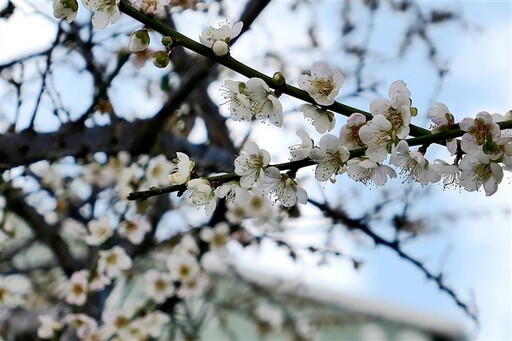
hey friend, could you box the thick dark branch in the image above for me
[308,198,478,324]
[3,185,82,277]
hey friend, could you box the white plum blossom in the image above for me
[222,80,252,121]
[347,158,397,186]
[173,234,199,256]
[246,78,283,127]
[82,0,120,29]
[289,129,313,161]
[359,114,395,162]
[142,311,170,338]
[432,159,461,189]
[64,314,98,339]
[458,155,503,196]
[200,222,230,253]
[144,270,175,303]
[65,270,89,306]
[84,215,113,246]
[264,167,307,207]
[299,104,336,133]
[168,152,195,185]
[98,246,132,278]
[0,274,31,307]
[215,181,250,205]
[177,273,210,298]
[310,134,350,182]
[199,19,243,56]
[427,102,457,155]
[146,154,171,187]
[129,0,170,14]
[119,215,152,244]
[234,141,271,189]
[53,0,78,23]
[460,111,501,155]
[339,113,367,149]
[370,80,412,139]
[101,309,133,339]
[298,61,344,106]
[89,268,111,291]
[167,253,200,282]
[187,178,217,215]
[390,141,440,186]
[37,315,63,340]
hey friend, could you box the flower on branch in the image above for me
[358,114,395,162]
[339,112,367,149]
[199,19,243,56]
[215,181,250,206]
[82,0,120,29]
[459,154,504,196]
[264,167,307,207]
[299,104,336,133]
[310,134,350,183]
[347,157,397,186]
[298,61,344,106]
[370,80,412,139]
[460,111,501,156]
[427,102,457,155]
[234,141,271,189]
[53,0,78,23]
[222,80,252,121]
[390,141,440,186]
[246,78,283,127]
[289,129,313,161]
[130,29,151,52]
[187,178,217,215]
[98,246,132,279]
[169,152,195,185]
[65,270,89,306]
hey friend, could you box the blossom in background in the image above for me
[37,315,63,340]
[142,311,170,339]
[458,154,503,196]
[167,253,200,282]
[64,314,98,339]
[98,246,132,278]
[359,114,395,162]
[289,129,313,162]
[199,19,243,56]
[187,178,217,215]
[427,102,457,155]
[200,222,230,253]
[390,141,440,186]
[215,181,250,206]
[129,0,170,14]
[370,80,412,139]
[299,104,336,133]
[246,78,283,127]
[264,166,307,207]
[347,157,397,186]
[53,0,78,23]
[89,268,111,291]
[0,274,31,307]
[177,273,210,298]
[144,270,175,303]
[65,270,89,306]
[169,152,195,185]
[101,309,133,339]
[84,215,113,246]
[222,80,252,121]
[234,141,271,189]
[298,61,344,106]
[173,234,199,256]
[460,111,501,155]
[310,134,350,182]
[82,0,120,29]
[119,215,152,244]
[339,113,367,149]
[146,154,171,187]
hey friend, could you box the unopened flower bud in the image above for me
[212,40,229,57]
[410,107,418,117]
[152,51,170,68]
[272,72,286,86]
[161,36,173,49]
[130,29,150,52]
